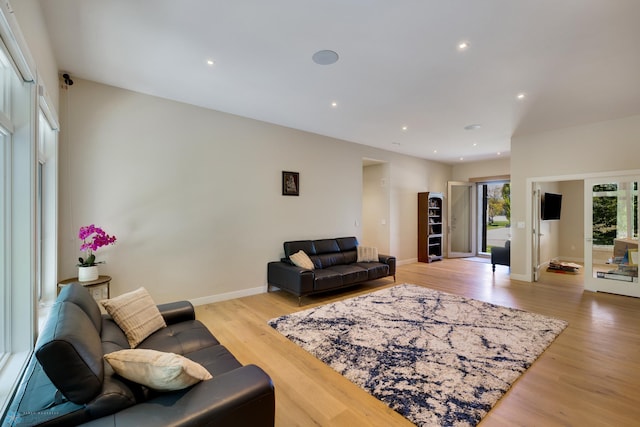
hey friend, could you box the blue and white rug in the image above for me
[268,284,567,426]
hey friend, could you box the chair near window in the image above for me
[491,240,511,272]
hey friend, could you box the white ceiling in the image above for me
[39,0,640,164]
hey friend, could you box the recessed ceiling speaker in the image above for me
[312,50,339,65]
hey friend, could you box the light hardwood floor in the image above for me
[195,259,640,426]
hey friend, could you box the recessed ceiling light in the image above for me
[457,41,470,51]
[312,50,339,65]
[433,149,438,154]
[459,157,464,161]
[472,142,478,147]
[516,92,526,100]
[497,152,502,156]
[331,101,338,108]
[206,59,215,66]
[464,123,482,130]
[402,125,408,131]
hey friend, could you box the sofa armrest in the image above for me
[157,301,195,325]
[378,254,396,276]
[79,365,275,427]
[267,261,314,296]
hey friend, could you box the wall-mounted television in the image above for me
[541,192,562,220]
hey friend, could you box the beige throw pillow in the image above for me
[289,250,314,270]
[101,287,167,348]
[357,246,379,262]
[104,349,212,391]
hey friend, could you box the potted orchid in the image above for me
[77,224,117,281]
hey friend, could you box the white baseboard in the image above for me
[189,286,266,306]
[510,273,531,282]
[398,258,417,266]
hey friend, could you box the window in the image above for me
[0,38,36,414]
[592,181,639,246]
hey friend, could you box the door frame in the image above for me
[584,175,639,295]
[524,169,640,283]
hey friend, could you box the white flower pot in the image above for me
[78,266,99,282]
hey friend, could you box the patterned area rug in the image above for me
[268,284,568,426]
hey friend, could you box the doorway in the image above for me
[447,179,511,259]
[478,181,510,256]
[527,171,640,288]
[362,159,390,253]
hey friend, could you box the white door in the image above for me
[584,177,639,297]
[448,181,476,258]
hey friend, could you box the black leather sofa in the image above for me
[4,284,275,426]
[491,240,511,272]
[267,236,396,304]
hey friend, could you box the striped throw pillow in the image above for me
[357,246,379,262]
[101,287,167,348]
[290,250,314,270]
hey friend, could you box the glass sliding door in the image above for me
[447,181,475,258]
[477,181,510,255]
[585,176,639,297]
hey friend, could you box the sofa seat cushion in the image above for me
[186,345,244,376]
[312,269,343,291]
[325,265,368,285]
[137,319,219,355]
[355,262,390,280]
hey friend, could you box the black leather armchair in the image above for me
[491,240,511,272]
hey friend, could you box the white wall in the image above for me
[451,157,510,182]
[510,114,640,280]
[558,180,584,261]
[389,155,451,263]
[58,79,451,303]
[12,0,59,108]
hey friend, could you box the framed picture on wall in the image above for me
[282,171,299,196]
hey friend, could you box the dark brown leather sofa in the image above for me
[4,284,275,426]
[267,236,396,304]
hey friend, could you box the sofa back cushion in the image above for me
[283,237,362,269]
[284,240,316,258]
[313,239,340,254]
[336,236,358,252]
[314,252,346,269]
[58,283,103,333]
[35,301,104,404]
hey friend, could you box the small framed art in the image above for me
[282,171,299,196]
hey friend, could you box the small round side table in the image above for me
[58,275,112,301]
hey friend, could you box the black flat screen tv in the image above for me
[541,192,562,220]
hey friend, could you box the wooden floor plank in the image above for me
[195,259,640,426]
